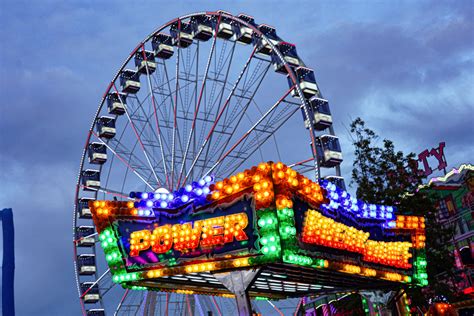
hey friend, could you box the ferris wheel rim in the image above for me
[72,11,332,315]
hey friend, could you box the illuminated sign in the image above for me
[89,162,428,297]
[417,142,447,177]
[111,197,255,270]
[128,212,249,256]
[301,209,412,269]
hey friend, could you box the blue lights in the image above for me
[129,176,214,211]
[319,180,396,222]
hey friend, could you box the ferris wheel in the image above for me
[73,11,344,315]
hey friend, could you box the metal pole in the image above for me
[234,287,252,316]
[213,269,260,316]
[1,208,15,316]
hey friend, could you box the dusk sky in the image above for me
[0,1,473,315]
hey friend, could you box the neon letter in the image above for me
[173,222,202,253]
[417,149,432,176]
[430,142,447,171]
[129,229,151,256]
[151,224,173,254]
[224,213,248,243]
[201,216,225,248]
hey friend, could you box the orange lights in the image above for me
[96,208,109,216]
[384,272,403,282]
[275,194,293,210]
[233,257,249,267]
[210,163,274,209]
[152,224,173,254]
[271,162,325,208]
[362,268,377,277]
[253,178,274,209]
[176,289,194,295]
[89,200,141,232]
[341,264,361,274]
[185,262,216,273]
[414,234,426,249]
[302,209,413,269]
[392,215,426,251]
[209,161,325,210]
[221,294,235,298]
[130,230,151,256]
[146,269,163,279]
[91,201,111,217]
[328,260,412,282]
[365,240,412,269]
[128,213,249,257]
[395,215,425,230]
[223,213,248,243]
[302,209,369,254]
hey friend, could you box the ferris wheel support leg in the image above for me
[213,268,260,316]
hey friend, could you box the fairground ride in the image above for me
[73,11,425,316]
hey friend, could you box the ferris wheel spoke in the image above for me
[99,279,118,298]
[199,42,237,176]
[115,98,170,187]
[215,92,300,177]
[112,84,162,188]
[184,45,256,184]
[80,184,132,200]
[150,61,173,123]
[113,289,130,316]
[128,94,172,167]
[108,121,164,196]
[127,93,170,150]
[189,40,236,181]
[139,44,172,189]
[211,296,223,316]
[73,232,98,245]
[204,86,293,177]
[80,268,110,299]
[170,20,183,189]
[267,300,285,316]
[115,290,143,315]
[92,131,156,190]
[205,61,271,168]
[158,56,183,189]
[177,27,219,187]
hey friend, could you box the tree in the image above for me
[349,118,459,307]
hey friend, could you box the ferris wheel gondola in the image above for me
[73,11,344,315]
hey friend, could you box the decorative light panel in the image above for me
[89,162,428,297]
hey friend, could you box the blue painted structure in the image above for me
[1,208,15,316]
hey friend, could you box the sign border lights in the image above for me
[89,162,428,297]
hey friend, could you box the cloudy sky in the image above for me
[0,0,472,315]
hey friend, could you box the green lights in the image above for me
[100,228,117,249]
[283,251,312,266]
[279,224,296,238]
[112,272,139,284]
[413,251,428,286]
[254,296,269,301]
[362,296,370,315]
[258,215,277,228]
[313,259,328,268]
[99,226,144,286]
[255,208,281,263]
[106,251,121,263]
